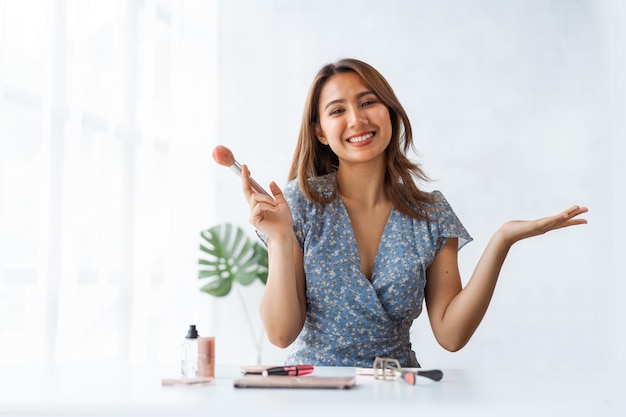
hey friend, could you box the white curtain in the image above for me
[0,0,218,364]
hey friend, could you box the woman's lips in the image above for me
[346,132,374,144]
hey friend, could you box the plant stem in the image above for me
[235,284,262,364]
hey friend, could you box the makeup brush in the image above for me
[212,145,271,197]
[400,369,444,384]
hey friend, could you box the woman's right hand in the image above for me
[241,164,294,240]
[243,165,306,347]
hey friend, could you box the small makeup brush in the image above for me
[212,145,271,197]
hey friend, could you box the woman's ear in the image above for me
[315,125,328,145]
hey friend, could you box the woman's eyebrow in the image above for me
[323,90,376,111]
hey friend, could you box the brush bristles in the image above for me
[212,145,235,167]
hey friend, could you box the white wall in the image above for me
[210,0,624,371]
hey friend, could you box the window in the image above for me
[0,0,218,364]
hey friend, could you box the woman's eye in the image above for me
[361,99,377,107]
[329,108,344,115]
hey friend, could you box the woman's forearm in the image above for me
[259,234,306,348]
[435,229,511,351]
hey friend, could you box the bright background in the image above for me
[1,0,624,372]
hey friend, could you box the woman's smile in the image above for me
[346,131,375,144]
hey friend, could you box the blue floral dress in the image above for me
[279,172,472,368]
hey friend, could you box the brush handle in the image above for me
[417,369,443,381]
[229,161,271,197]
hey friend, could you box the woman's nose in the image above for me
[348,107,368,127]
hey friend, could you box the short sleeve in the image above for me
[282,179,306,251]
[431,190,472,252]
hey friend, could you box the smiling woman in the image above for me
[214,0,620,370]
[1,0,620,372]
[0,0,218,365]
[240,58,588,368]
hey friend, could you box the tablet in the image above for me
[233,375,356,389]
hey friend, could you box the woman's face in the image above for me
[316,71,392,167]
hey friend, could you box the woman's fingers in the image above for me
[249,193,278,214]
[269,181,283,199]
[500,205,588,244]
[241,165,291,234]
[544,205,588,231]
[562,205,588,219]
[562,205,589,227]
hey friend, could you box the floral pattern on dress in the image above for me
[277,172,472,367]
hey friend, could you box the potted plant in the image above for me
[198,223,268,364]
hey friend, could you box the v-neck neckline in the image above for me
[336,194,395,282]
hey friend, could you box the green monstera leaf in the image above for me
[252,240,268,285]
[198,223,268,297]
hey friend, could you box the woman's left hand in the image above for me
[499,205,588,246]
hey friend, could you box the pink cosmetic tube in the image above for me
[198,337,215,377]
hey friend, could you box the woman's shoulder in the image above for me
[426,189,445,205]
[397,189,455,225]
[422,189,453,217]
[420,189,472,247]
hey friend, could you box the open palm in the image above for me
[499,205,588,245]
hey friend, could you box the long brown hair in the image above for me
[288,58,434,220]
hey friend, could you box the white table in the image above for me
[0,363,622,416]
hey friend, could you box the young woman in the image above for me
[241,58,588,367]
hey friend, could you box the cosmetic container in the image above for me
[181,325,199,377]
[198,337,215,377]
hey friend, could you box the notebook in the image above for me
[233,375,356,389]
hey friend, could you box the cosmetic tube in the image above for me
[198,337,215,377]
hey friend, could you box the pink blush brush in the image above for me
[212,145,271,197]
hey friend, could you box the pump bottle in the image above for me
[181,324,199,377]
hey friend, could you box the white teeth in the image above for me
[347,132,374,143]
